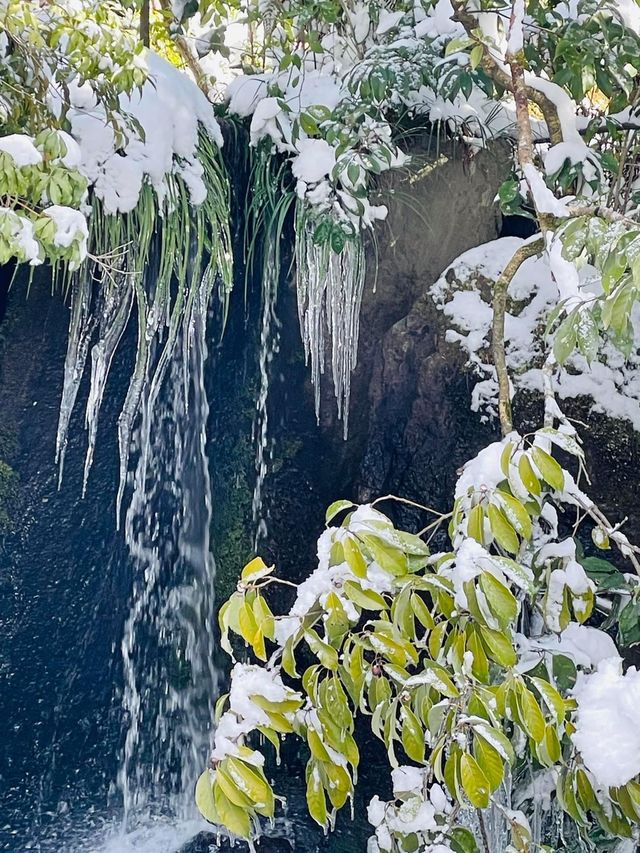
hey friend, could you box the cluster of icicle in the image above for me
[55,251,224,519]
[54,143,232,519]
[295,206,366,438]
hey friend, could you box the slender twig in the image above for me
[491,238,544,436]
[477,808,491,853]
[140,0,150,47]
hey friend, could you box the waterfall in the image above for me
[251,236,280,550]
[116,276,218,835]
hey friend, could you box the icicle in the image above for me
[82,274,134,494]
[115,276,167,523]
[52,134,233,515]
[55,275,97,484]
[295,207,366,438]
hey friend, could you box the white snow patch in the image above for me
[572,658,640,788]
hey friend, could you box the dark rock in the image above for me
[178,830,294,852]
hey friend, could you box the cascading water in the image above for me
[251,238,280,550]
[113,279,219,845]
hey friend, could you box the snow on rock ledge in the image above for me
[68,52,222,215]
[430,236,640,432]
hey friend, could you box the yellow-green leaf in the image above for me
[343,580,387,611]
[214,783,251,838]
[195,770,218,823]
[401,706,425,762]
[306,762,328,827]
[241,556,273,584]
[467,503,485,544]
[518,454,541,497]
[473,733,504,791]
[460,752,491,808]
[344,535,367,578]
[531,446,565,492]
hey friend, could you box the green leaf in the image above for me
[552,654,577,692]
[343,579,388,610]
[450,826,479,853]
[496,491,532,539]
[518,454,541,497]
[619,600,640,646]
[401,706,425,762]
[580,555,626,590]
[460,752,491,808]
[473,723,515,764]
[530,676,565,724]
[299,112,319,135]
[216,765,255,810]
[226,757,273,812]
[479,571,518,627]
[487,504,520,554]
[343,535,367,578]
[238,601,258,646]
[467,503,484,544]
[479,625,517,667]
[305,629,339,670]
[411,592,435,630]
[469,43,484,70]
[369,630,416,667]
[360,533,408,576]
[575,309,599,363]
[325,591,350,646]
[553,313,577,363]
[517,684,546,743]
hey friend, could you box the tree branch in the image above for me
[492,238,544,436]
[450,0,564,146]
[140,0,150,47]
[158,0,210,97]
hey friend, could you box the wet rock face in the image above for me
[261,138,510,562]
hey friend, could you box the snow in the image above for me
[212,663,300,765]
[0,208,41,265]
[0,134,42,166]
[45,205,89,250]
[506,0,525,56]
[523,164,570,217]
[226,74,269,117]
[69,52,222,214]
[273,507,396,646]
[56,130,82,169]
[616,0,640,34]
[432,236,640,432]
[455,438,510,499]
[517,623,618,671]
[572,658,640,787]
[439,536,532,611]
[292,139,336,184]
[377,11,405,36]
